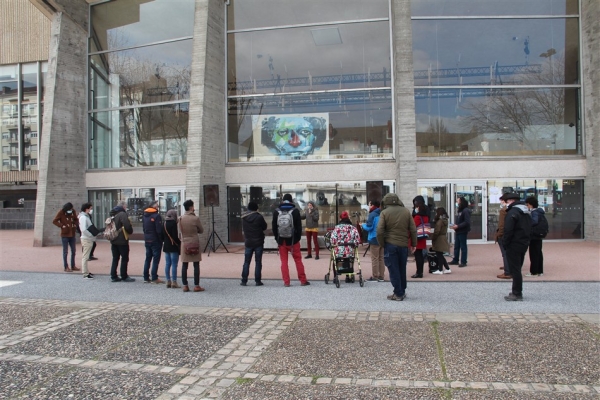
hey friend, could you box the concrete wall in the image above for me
[186,0,227,243]
[33,1,88,246]
[1,0,51,64]
[581,0,600,241]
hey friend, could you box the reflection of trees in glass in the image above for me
[460,56,569,152]
[106,48,190,166]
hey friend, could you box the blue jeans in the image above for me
[452,233,468,264]
[384,243,408,297]
[164,252,179,282]
[241,246,264,283]
[498,241,510,274]
[143,241,162,281]
[61,236,76,269]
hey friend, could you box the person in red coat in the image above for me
[410,196,429,278]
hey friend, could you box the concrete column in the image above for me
[186,0,227,243]
[391,0,418,205]
[581,0,600,241]
[33,3,88,247]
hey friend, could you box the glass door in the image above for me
[155,187,185,217]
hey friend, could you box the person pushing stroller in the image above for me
[327,211,363,286]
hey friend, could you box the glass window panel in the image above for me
[90,0,195,52]
[411,0,578,17]
[227,180,394,241]
[89,104,189,169]
[415,88,580,156]
[89,40,192,109]
[228,90,393,162]
[228,0,389,31]
[487,179,583,239]
[228,22,391,95]
[1,65,18,172]
[412,19,579,86]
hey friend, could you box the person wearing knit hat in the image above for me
[241,201,268,286]
[272,193,310,287]
[330,210,361,284]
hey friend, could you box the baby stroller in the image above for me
[323,230,364,288]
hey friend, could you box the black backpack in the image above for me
[531,212,549,239]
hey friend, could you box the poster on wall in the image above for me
[252,113,329,160]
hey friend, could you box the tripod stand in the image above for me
[203,203,228,256]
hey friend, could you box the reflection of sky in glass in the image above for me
[229,0,388,30]
[411,0,577,16]
[412,19,573,73]
[92,0,194,51]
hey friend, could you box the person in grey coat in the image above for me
[109,201,135,282]
[302,201,320,259]
[241,201,267,286]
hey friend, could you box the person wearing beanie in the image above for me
[52,202,80,272]
[241,201,267,286]
[330,210,361,283]
[272,193,310,287]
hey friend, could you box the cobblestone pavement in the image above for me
[1,298,598,399]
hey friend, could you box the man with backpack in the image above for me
[502,193,531,301]
[108,201,135,282]
[272,193,310,287]
[525,196,548,277]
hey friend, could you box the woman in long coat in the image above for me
[430,207,451,274]
[179,199,204,292]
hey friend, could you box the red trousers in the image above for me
[278,242,308,285]
[305,231,319,257]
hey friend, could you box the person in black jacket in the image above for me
[142,200,164,283]
[162,209,181,288]
[450,197,471,267]
[272,193,310,287]
[502,193,531,301]
[241,202,268,286]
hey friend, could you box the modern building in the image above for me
[0,0,597,246]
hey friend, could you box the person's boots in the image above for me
[171,281,180,289]
[182,285,189,292]
[166,280,172,288]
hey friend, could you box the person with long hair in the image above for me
[52,202,79,272]
[450,197,471,267]
[430,207,451,274]
[410,196,429,278]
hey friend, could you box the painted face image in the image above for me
[271,118,315,156]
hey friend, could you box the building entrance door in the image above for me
[417,181,488,242]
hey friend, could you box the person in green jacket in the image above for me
[376,193,417,301]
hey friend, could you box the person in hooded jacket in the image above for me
[502,193,531,301]
[241,201,267,286]
[525,196,545,277]
[179,199,204,292]
[410,195,430,278]
[162,209,181,289]
[450,197,471,267]
[302,201,320,260]
[272,193,310,287]
[53,202,80,272]
[142,200,164,284]
[376,193,417,301]
[496,194,512,279]
[362,200,384,282]
[109,201,135,282]
[430,207,451,274]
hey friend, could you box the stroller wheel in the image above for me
[334,277,340,288]
[359,276,364,287]
[324,274,330,284]
[351,275,355,283]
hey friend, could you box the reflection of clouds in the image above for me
[105,0,194,49]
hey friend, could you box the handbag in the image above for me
[87,224,101,237]
[184,242,200,255]
[416,216,431,239]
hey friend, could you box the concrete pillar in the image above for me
[186,0,227,244]
[581,1,600,242]
[33,1,88,247]
[391,0,418,206]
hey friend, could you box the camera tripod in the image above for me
[204,203,228,256]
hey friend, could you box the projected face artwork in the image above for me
[255,114,328,159]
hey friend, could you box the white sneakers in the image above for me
[444,269,452,274]
[432,270,443,275]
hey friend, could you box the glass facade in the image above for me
[227,0,393,162]
[0,62,47,172]
[412,1,581,157]
[88,0,194,169]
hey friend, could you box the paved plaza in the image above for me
[0,231,599,399]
